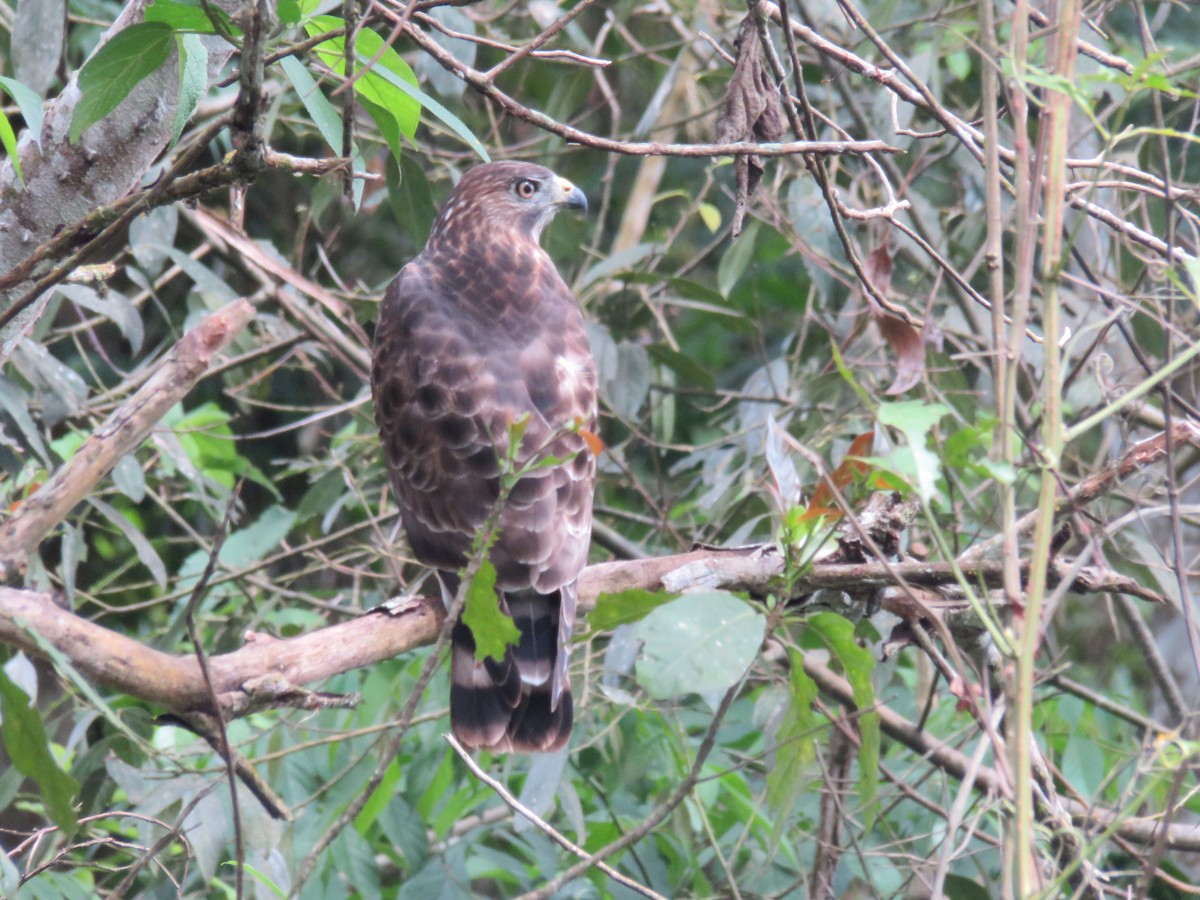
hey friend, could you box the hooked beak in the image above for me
[557,177,588,213]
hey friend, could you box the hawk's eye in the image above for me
[515,178,538,199]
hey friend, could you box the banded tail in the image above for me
[449,586,575,753]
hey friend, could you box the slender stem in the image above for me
[1014,1,1081,893]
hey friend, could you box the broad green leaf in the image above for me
[277,0,302,25]
[0,110,20,186]
[218,505,297,568]
[876,400,949,502]
[0,669,79,836]
[172,33,207,145]
[145,0,238,33]
[0,75,45,147]
[69,22,175,143]
[766,649,820,814]
[589,588,678,631]
[306,15,421,141]
[718,221,758,298]
[632,591,765,700]
[461,561,520,663]
[806,612,879,829]
[698,202,721,233]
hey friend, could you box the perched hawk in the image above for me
[372,161,597,752]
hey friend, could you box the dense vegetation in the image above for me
[1,0,1199,896]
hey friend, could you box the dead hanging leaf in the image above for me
[864,242,925,394]
[715,14,785,236]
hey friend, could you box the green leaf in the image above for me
[875,400,949,502]
[145,0,238,33]
[89,497,167,589]
[632,591,765,700]
[589,588,678,631]
[357,52,489,162]
[647,344,715,392]
[806,612,879,829]
[218,505,297,568]
[356,758,403,835]
[0,669,79,837]
[279,54,347,161]
[0,75,45,144]
[0,109,20,186]
[69,22,176,143]
[306,15,421,142]
[767,649,820,814]
[461,561,520,663]
[717,221,758,298]
[172,33,207,145]
[698,202,721,233]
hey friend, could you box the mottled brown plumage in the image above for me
[371,161,596,752]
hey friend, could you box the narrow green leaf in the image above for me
[461,561,520,663]
[279,54,345,157]
[0,670,79,836]
[89,497,167,588]
[363,57,489,162]
[0,110,21,186]
[806,612,879,829]
[172,33,207,145]
[589,588,678,631]
[717,221,758,298]
[356,759,403,835]
[69,22,176,143]
[766,649,820,814]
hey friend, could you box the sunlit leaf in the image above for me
[876,400,949,503]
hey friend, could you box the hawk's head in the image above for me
[428,161,587,246]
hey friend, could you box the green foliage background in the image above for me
[1,0,1199,897]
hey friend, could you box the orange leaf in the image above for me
[579,429,605,456]
[809,431,874,510]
